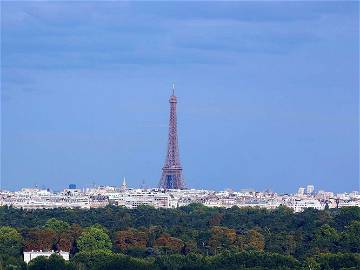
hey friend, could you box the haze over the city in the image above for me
[1,1,359,192]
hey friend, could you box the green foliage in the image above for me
[72,251,304,270]
[73,250,155,270]
[0,206,359,270]
[77,226,112,252]
[0,255,27,270]
[93,254,154,270]
[28,254,74,270]
[333,207,360,230]
[341,221,360,253]
[44,218,70,233]
[0,227,22,257]
[313,224,339,253]
[209,251,301,270]
[72,250,115,269]
[315,253,360,270]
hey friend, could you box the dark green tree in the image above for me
[28,254,74,270]
[341,220,360,253]
[0,226,23,257]
[312,224,339,253]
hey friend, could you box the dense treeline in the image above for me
[0,204,359,270]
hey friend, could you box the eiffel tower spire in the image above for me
[159,84,185,189]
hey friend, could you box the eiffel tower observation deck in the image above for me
[159,84,185,189]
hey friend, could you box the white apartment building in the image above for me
[107,190,174,209]
[287,198,324,212]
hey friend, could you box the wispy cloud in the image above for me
[2,1,356,70]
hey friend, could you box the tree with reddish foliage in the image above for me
[154,233,184,254]
[242,229,265,251]
[115,228,148,251]
[44,219,83,252]
[208,226,237,254]
[24,228,57,251]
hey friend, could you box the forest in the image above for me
[0,204,359,270]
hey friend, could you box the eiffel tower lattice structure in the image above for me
[159,84,185,189]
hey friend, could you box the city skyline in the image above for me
[1,2,359,192]
[1,180,358,195]
[2,180,360,213]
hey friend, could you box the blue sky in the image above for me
[1,1,359,192]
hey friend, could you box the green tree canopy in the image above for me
[28,254,74,270]
[313,224,339,253]
[44,218,70,233]
[77,226,112,252]
[0,226,23,257]
[341,220,360,253]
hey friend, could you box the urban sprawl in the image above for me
[1,181,359,213]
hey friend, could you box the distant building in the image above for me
[289,199,324,212]
[68,184,77,189]
[306,185,315,194]
[1,184,358,211]
[120,177,127,191]
[23,251,69,264]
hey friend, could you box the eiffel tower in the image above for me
[159,84,185,189]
